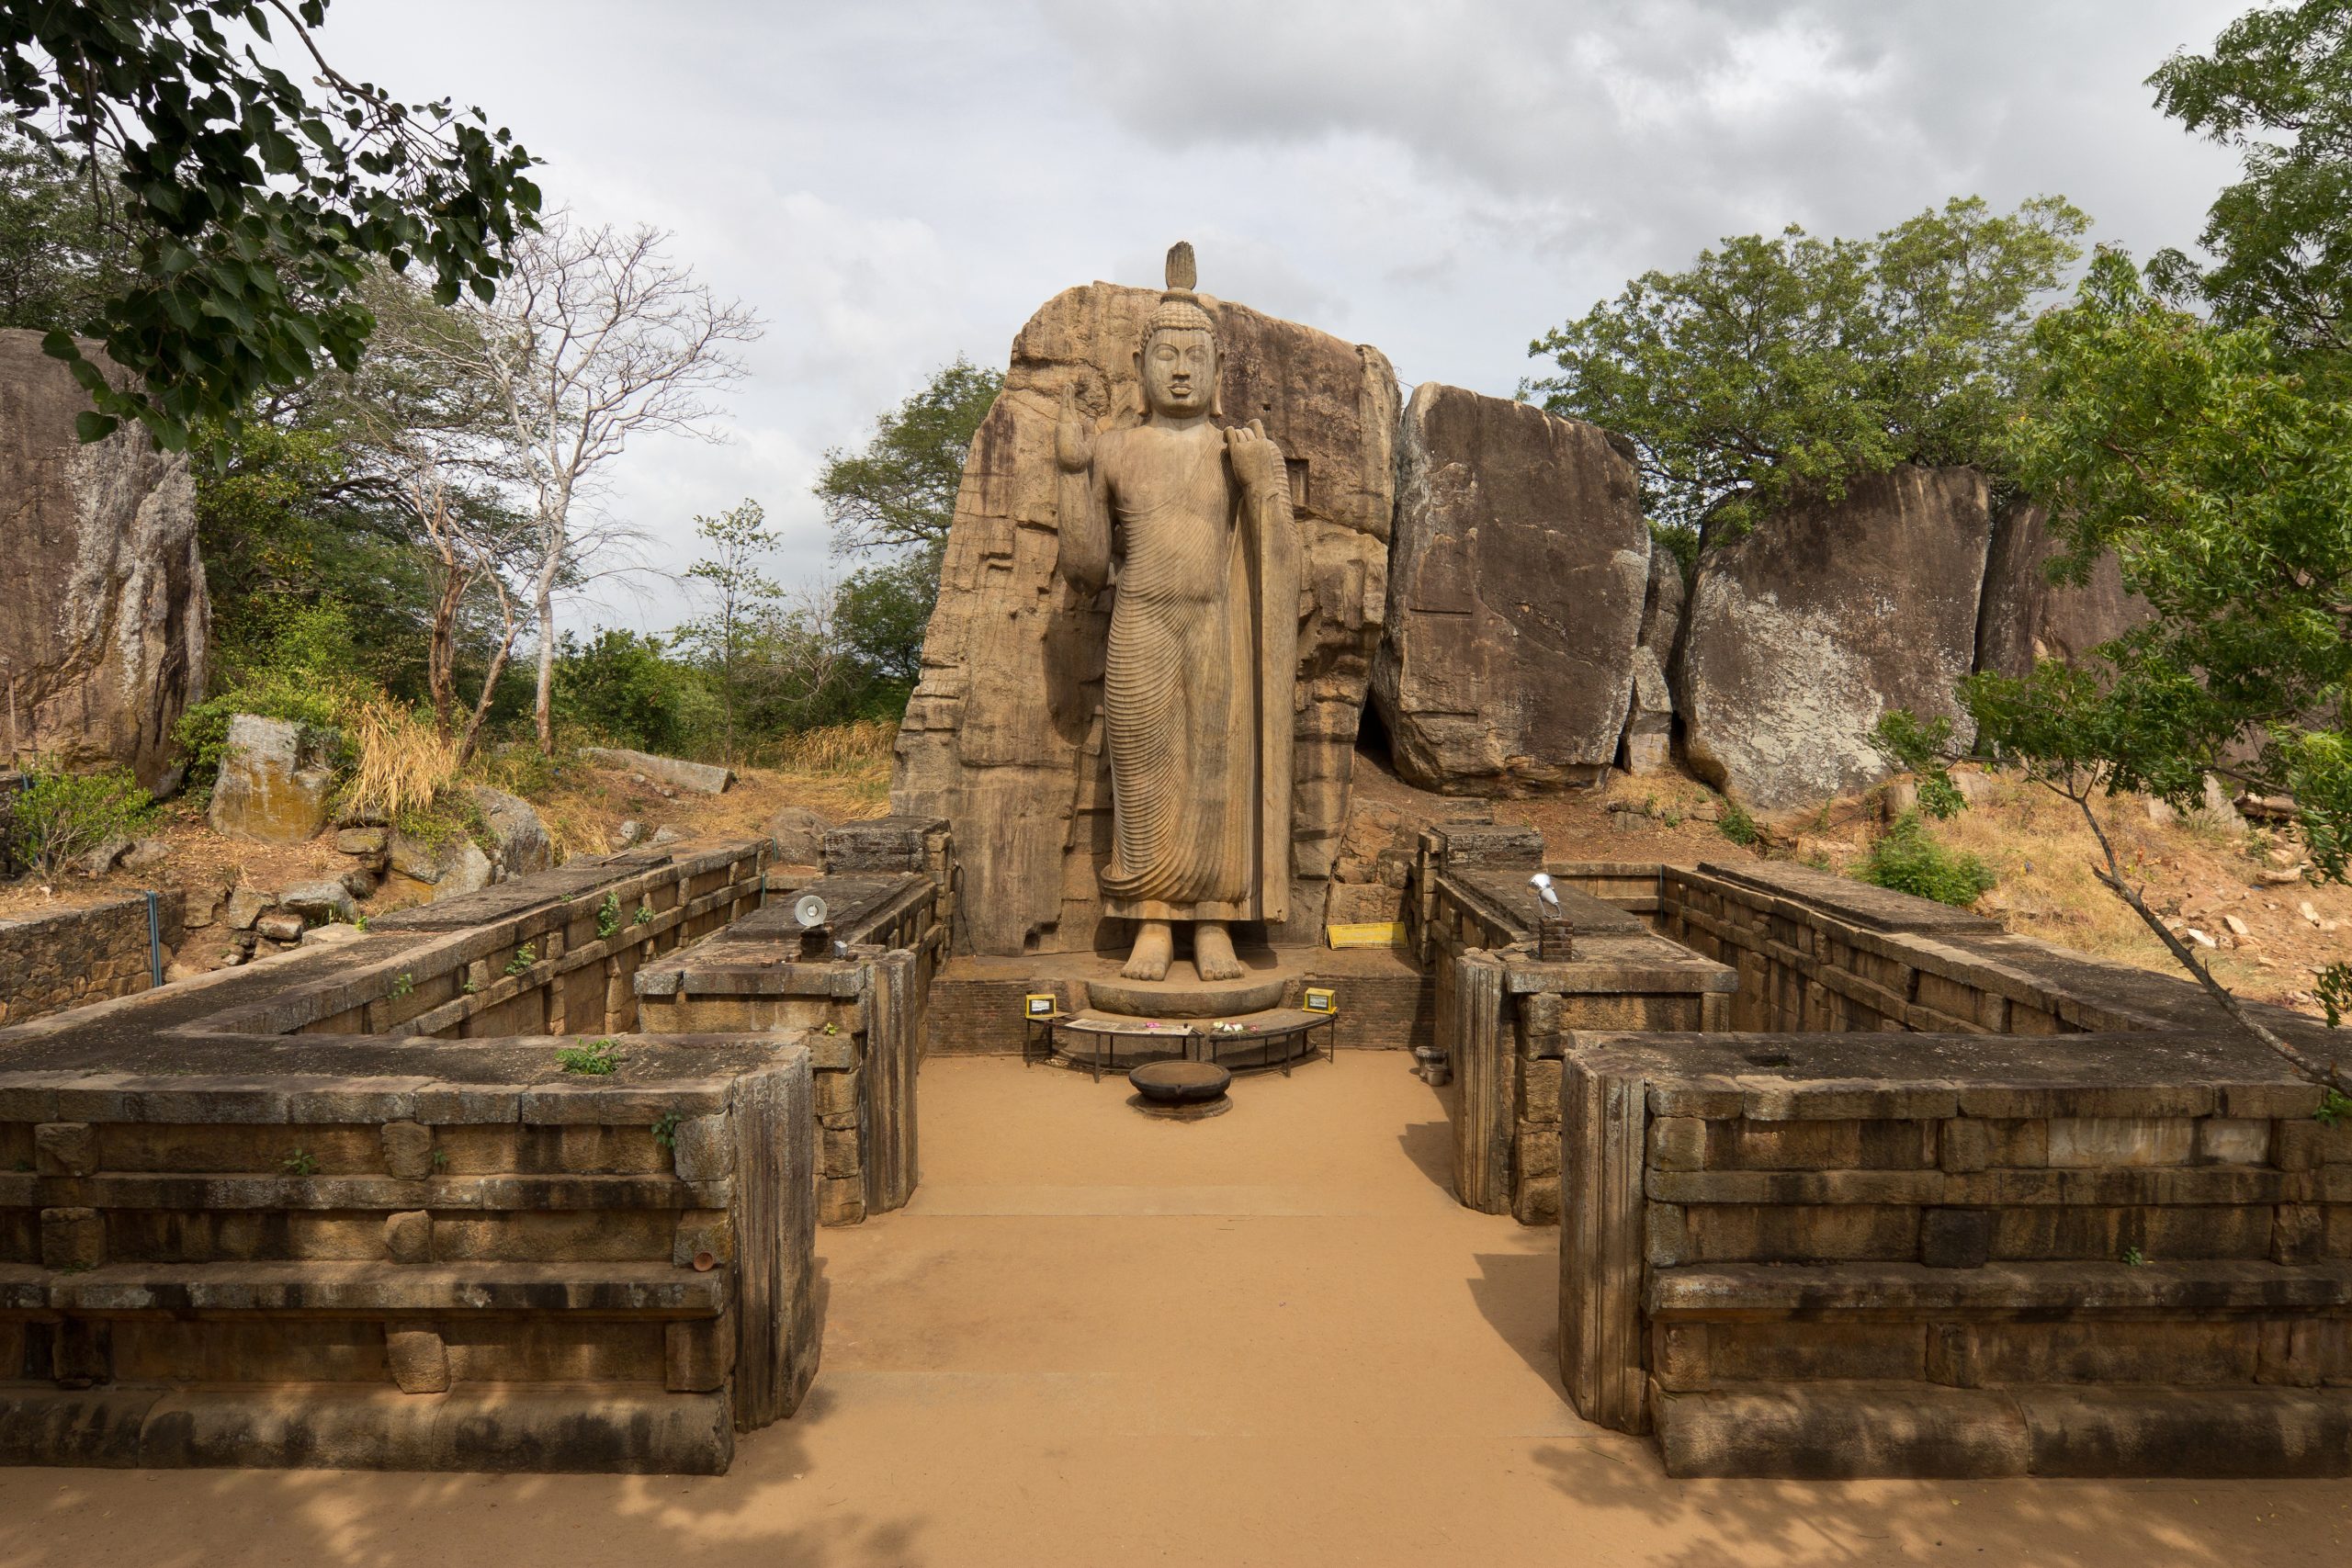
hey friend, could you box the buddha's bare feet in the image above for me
[1193,920,1245,981]
[1120,919,1173,981]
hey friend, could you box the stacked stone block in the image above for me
[0,1038,817,1472]
[635,870,943,1226]
[1561,1031,2352,1478]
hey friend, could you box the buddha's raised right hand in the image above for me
[1055,383,1091,474]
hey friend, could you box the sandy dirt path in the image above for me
[2,1055,2346,1566]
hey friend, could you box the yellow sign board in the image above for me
[1303,987,1338,1014]
[1326,921,1404,949]
[1023,992,1057,1018]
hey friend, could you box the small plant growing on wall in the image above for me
[557,1040,620,1076]
[596,891,622,939]
[632,899,655,927]
[2317,1089,2352,1128]
[651,1109,684,1152]
[281,1149,320,1177]
[503,942,537,976]
[390,972,414,998]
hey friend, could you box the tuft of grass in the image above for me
[557,1040,620,1076]
[344,700,464,827]
[1860,811,1997,908]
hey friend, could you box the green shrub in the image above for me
[5,766,158,883]
[1859,811,1997,908]
[1716,802,1760,846]
[174,673,361,784]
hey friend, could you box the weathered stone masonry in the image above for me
[0,893,183,1027]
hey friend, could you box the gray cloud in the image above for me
[322,0,2245,633]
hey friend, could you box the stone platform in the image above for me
[925,943,1433,1056]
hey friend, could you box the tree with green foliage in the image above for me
[1525,196,2087,569]
[552,629,707,757]
[0,0,537,454]
[0,125,139,333]
[674,500,786,762]
[815,358,1001,682]
[834,552,935,697]
[2149,0,2352,355]
[1951,251,2350,1070]
[817,357,1001,558]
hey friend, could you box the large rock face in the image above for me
[1372,384,1649,794]
[892,283,1398,955]
[1974,499,2151,679]
[1678,465,1992,813]
[1621,548,1687,775]
[0,332,205,791]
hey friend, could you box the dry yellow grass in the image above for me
[768,718,898,776]
[342,700,463,824]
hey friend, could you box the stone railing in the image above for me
[0,840,831,1475]
[1559,1029,2352,1479]
[0,1032,816,1472]
[635,870,944,1226]
[1419,829,1737,1224]
[0,891,183,1027]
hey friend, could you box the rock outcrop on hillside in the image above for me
[0,332,205,791]
[1974,498,2152,679]
[1371,384,1649,795]
[1677,465,1993,813]
[892,281,1398,955]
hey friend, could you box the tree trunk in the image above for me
[457,581,521,767]
[534,577,557,755]
[427,566,466,741]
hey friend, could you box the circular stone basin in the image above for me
[1127,1059,1232,1105]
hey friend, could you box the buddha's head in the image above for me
[1136,241,1219,419]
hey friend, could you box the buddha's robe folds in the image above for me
[1066,421,1296,926]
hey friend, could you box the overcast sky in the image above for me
[330,0,2248,634]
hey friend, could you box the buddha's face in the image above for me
[1141,328,1215,415]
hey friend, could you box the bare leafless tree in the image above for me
[454,215,761,752]
[326,269,535,763]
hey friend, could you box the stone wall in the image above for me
[893,281,1398,955]
[0,892,182,1027]
[1419,829,1736,1224]
[1560,1030,2352,1479]
[0,1032,816,1472]
[635,872,943,1226]
[0,840,849,1474]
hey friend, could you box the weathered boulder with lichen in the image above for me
[1677,465,1991,813]
[0,332,205,791]
[207,714,333,843]
[891,280,1397,955]
[1372,383,1650,794]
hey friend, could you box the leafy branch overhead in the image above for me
[0,0,539,453]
